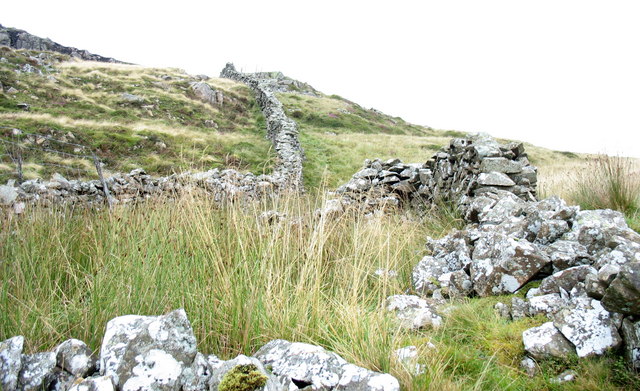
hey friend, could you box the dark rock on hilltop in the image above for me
[0,24,122,63]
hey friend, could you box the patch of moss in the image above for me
[218,364,268,391]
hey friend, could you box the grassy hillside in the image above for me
[0,46,591,191]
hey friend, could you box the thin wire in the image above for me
[0,127,89,149]
[0,139,94,159]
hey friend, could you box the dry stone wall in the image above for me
[0,64,307,210]
[220,63,304,191]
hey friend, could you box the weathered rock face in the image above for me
[254,339,400,391]
[0,24,121,63]
[55,338,98,378]
[99,309,198,391]
[0,336,24,391]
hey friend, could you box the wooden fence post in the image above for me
[93,153,113,208]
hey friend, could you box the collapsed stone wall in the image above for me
[220,63,305,191]
[330,133,640,375]
[330,132,537,214]
[0,309,400,391]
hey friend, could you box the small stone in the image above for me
[551,370,576,384]
[393,346,425,375]
[520,357,538,377]
[55,338,97,377]
[68,376,115,391]
[479,157,522,174]
[385,295,442,329]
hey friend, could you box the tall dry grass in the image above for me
[1,194,637,390]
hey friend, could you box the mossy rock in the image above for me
[218,364,268,391]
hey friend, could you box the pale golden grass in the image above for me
[537,155,640,202]
[0,112,256,143]
[278,92,349,113]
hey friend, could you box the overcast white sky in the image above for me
[3,1,640,157]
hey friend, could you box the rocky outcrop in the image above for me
[1,310,399,391]
[221,63,304,191]
[0,24,121,63]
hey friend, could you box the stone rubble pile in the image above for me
[327,133,639,373]
[0,309,399,391]
[327,133,536,215]
[404,171,640,369]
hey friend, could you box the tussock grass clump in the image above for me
[570,155,640,214]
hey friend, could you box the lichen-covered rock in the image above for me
[68,375,115,391]
[190,82,223,106]
[471,234,550,296]
[523,322,575,360]
[99,309,197,391]
[48,368,76,391]
[520,357,538,377]
[253,340,399,391]
[536,266,597,296]
[412,256,449,296]
[601,262,640,315]
[17,352,57,391]
[510,297,530,320]
[554,297,622,357]
[55,338,98,377]
[527,293,568,317]
[180,352,212,391]
[543,240,591,271]
[0,336,24,391]
[385,295,442,329]
[392,346,425,376]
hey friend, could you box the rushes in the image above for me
[570,155,640,216]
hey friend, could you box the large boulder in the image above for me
[190,82,223,106]
[471,234,550,296]
[523,322,576,360]
[554,297,622,357]
[99,309,197,391]
[253,339,399,391]
[0,336,24,391]
[601,262,640,315]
